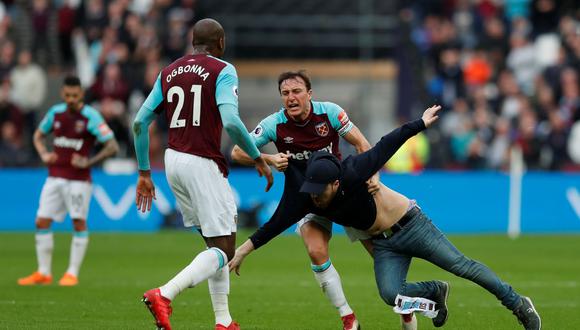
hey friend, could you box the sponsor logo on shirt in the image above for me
[285,143,333,160]
[315,122,329,137]
[252,125,263,137]
[283,136,294,144]
[53,136,84,151]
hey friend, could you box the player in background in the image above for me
[133,18,273,330]
[17,76,119,287]
[230,70,379,330]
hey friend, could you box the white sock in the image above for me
[35,231,53,275]
[66,231,89,277]
[208,266,232,326]
[160,247,227,301]
[312,260,353,317]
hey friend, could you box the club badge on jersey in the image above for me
[315,122,329,137]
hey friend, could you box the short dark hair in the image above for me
[63,75,81,87]
[277,70,312,93]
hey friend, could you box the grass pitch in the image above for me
[1,231,579,329]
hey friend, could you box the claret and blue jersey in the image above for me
[38,103,113,181]
[250,101,353,167]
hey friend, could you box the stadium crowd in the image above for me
[0,0,578,172]
[401,0,580,171]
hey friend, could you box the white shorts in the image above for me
[36,177,92,222]
[296,213,372,242]
[165,148,237,237]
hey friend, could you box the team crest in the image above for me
[54,121,61,129]
[315,122,329,137]
[75,120,85,133]
[284,136,294,144]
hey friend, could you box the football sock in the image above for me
[160,247,227,301]
[66,231,89,277]
[208,266,232,326]
[35,230,53,275]
[312,260,353,317]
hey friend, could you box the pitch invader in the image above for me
[18,76,119,286]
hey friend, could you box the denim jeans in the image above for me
[372,208,522,311]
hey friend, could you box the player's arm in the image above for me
[328,103,380,194]
[350,105,441,181]
[132,74,163,212]
[34,109,57,164]
[72,113,118,169]
[230,117,289,172]
[216,64,273,191]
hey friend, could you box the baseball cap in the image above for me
[300,152,341,195]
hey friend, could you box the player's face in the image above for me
[280,77,312,121]
[61,85,84,111]
[310,180,339,209]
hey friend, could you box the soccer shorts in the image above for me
[36,177,92,222]
[296,213,371,242]
[164,148,237,237]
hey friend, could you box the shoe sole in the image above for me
[142,296,166,330]
[523,297,541,330]
[435,281,450,328]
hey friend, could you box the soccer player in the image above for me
[133,19,273,330]
[17,76,119,287]
[294,105,541,330]
[230,70,378,330]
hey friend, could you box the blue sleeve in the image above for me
[215,64,238,107]
[133,75,163,170]
[219,103,261,159]
[325,102,353,137]
[86,108,114,143]
[38,107,56,134]
[249,115,278,148]
[350,119,426,181]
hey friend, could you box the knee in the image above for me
[378,284,400,306]
[72,220,87,232]
[306,243,329,265]
[449,255,478,277]
[35,218,51,229]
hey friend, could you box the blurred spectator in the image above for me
[9,50,47,136]
[0,81,23,138]
[0,121,33,167]
[57,0,78,67]
[0,40,15,81]
[385,132,430,173]
[88,62,130,104]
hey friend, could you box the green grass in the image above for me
[1,231,579,329]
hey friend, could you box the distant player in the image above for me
[133,19,273,330]
[230,70,379,330]
[293,105,540,330]
[18,76,119,287]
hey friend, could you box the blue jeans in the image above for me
[372,208,522,311]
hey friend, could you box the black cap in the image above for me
[300,152,341,195]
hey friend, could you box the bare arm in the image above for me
[71,138,119,169]
[231,145,289,172]
[33,129,57,164]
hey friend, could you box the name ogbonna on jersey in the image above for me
[166,64,209,83]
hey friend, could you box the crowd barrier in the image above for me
[0,169,578,234]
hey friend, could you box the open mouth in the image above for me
[287,104,300,111]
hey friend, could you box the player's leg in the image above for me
[60,180,92,286]
[205,234,238,330]
[298,216,359,330]
[18,177,65,285]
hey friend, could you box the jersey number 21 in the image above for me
[168,85,202,128]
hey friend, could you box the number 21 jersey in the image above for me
[149,54,238,177]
